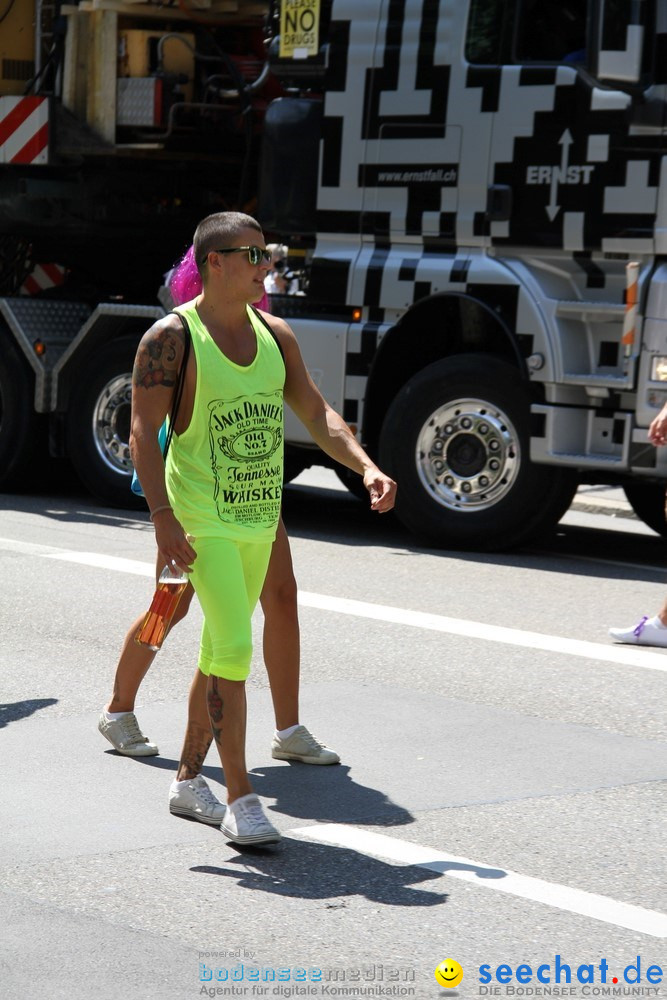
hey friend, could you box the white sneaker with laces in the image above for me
[169,775,226,825]
[609,615,667,647]
[220,794,281,845]
[98,711,159,756]
[271,725,340,765]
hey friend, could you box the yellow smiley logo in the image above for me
[435,960,463,988]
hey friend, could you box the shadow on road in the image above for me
[251,763,414,826]
[191,838,447,906]
[128,755,414,828]
[3,476,666,579]
[0,698,59,728]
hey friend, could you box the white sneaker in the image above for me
[272,725,340,765]
[609,615,667,647]
[98,711,159,756]
[220,794,281,845]
[169,775,226,825]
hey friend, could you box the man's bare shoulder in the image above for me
[254,309,295,345]
[134,313,186,390]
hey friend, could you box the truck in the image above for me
[2,0,667,550]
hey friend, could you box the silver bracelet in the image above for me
[149,504,173,522]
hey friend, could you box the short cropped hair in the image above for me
[193,212,263,277]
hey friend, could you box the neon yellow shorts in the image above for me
[189,536,273,681]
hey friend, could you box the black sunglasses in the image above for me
[203,246,272,266]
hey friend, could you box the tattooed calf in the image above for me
[179,722,213,779]
[208,677,224,747]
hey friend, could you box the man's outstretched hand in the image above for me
[363,467,397,513]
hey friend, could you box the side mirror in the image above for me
[595,0,645,85]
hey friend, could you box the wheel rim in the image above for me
[416,397,520,512]
[91,374,133,475]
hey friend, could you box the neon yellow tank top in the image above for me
[165,300,285,542]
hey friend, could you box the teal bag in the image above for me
[130,422,168,497]
[129,312,190,498]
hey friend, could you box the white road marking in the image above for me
[289,824,667,938]
[1,536,667,672]
[297,591,667,673]
[0,537,154,576]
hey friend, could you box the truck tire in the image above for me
[379,354,577,550]
[66,336,145,509]
[622,483,667,537]
[335,465,368,501]
[283,445,313,484]
[0,333,41,489]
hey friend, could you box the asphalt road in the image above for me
[0,471,665,1000]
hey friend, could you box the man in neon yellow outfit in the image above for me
[130,212,396,845]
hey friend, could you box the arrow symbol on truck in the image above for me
[546,129,573,221]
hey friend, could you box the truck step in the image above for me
[0,298,91,363]
[561,373,631,389]
[555,300,626,323]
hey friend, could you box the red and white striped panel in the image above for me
[20,263,67,296]
[0,96,49,165]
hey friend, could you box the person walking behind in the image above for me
[610,399,667,647]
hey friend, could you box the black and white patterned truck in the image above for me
[265,0,667,547]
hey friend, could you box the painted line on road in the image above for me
[2,536,666,673]
[0,537,154,576]
[289,824,667,938]
[297,591,667,673]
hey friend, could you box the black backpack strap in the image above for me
[163,311,191,460]
[250,304,285,365]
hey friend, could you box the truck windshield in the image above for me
[466,0,588,66]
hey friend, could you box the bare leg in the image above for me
[105,552,194,713]
[106,613,157,713]
[658,597,667,625]
[176,667,212,781]
[260,519,300,730]
[208,675,252,803]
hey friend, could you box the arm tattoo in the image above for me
[133,325,184,390]
[208,678,224,747]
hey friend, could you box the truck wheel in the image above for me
[0,333,40,488]
[66,336,145,509]
[283,445,313,484]
[623,483,667,537]
[335,465,368,502]
[379,354,577,550]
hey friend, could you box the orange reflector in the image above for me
[33,340,46,356]
[352,308,362,322]
[349,424,358,435]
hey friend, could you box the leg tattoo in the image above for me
[208,678,224,747]
[178,722,212,779]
